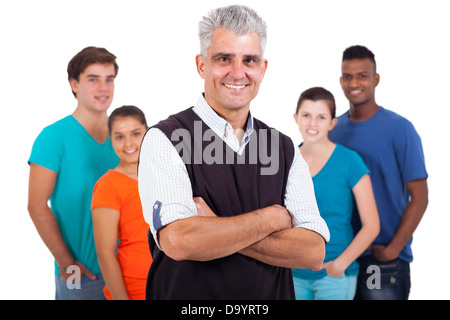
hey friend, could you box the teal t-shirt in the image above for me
[292,144,369,280]
[28,115,119,276]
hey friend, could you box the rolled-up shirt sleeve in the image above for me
[138,128,197,250]
[284,144,330,242]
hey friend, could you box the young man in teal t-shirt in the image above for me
[28,47,120,300]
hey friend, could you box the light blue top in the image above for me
[293,144,369,280]
[329,107,428,262]
[28,115,119,276]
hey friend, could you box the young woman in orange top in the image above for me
[92,105,152,300]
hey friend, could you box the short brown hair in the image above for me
[67,46,119,97]
[296,87,336,119]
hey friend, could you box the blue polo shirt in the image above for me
[329,107,428,263]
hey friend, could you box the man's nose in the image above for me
[350,77,360,88]
[229,60,245,79]
[98,79,109,91]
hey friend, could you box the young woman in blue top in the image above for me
[293,87,379,300]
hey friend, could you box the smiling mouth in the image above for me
[124,149,138,154]
[306,130,318,134]
[223,83,248,89]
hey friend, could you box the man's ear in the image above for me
[260,59,268,81]
[69,78,79,94]
[196,54,206,79]
[69,77,79,97]
[374,73,380,87]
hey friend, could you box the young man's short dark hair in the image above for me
[67,46,119,97]
[342,45,376,71]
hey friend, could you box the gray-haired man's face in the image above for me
[196,28,268,116]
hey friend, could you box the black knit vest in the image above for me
[146,107,295,299]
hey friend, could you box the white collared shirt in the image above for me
[138,95,330,249]
[192,95,254,155]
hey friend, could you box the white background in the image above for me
[1,0,448,299]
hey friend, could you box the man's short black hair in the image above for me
[342,45,376,71]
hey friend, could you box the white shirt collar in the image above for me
[192,94,254,153]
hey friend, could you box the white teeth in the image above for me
[124,149,137,154]
[224,84,247,89]
[307,130,318,134]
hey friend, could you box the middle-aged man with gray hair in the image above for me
[138,5,329,300]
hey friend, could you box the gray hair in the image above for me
[198,5,267,58]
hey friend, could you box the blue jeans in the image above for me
[55,274,106,300]
[293,275,357,300]
[354,255,411,300]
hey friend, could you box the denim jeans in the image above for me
[293,275,358,300]
[55,274,106,300]
[354,255,411,300]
